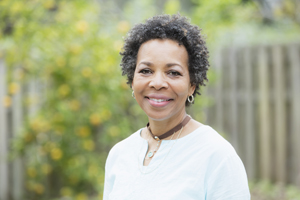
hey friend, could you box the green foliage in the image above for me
[164,0,181,15]
[250,180,300,200]
[1,0,147,199]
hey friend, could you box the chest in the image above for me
[108,141,208,200]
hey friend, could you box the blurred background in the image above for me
[0,0,300,199]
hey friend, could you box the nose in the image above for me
[149,72,168,90]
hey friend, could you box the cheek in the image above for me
[171,80,190,96]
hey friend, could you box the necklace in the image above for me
[138,126,184,174]
[147,115,191,140]
[146,128,175,159]
[146,115,191,159]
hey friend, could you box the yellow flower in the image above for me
[113,40,123,52]
[117,21,130,33]
[11,2,23,14]
[41,164,52,175]
[76,20,89,34]
[83,140,95,151]
[75,193,88,200]
[60,187,72,197]
[43,0,55,9]
[55,57,66,67]
[97,63,109,74]
[109,126,120,137]
[89,113,101,125]
[3,96,11,107]
[88,165,98,177]
[27,167,37,178]
[70,100,80,111]
[9,82,20,94]
[30,118,50,132]
[69,44,82,55]
[101,109,112,121]
[81,67,92,78]
[33,183,45,194]
[77,126,90,138]
[58,84,70,97]
[51,148,63,160]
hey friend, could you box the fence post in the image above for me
[0,60,9,200]
[258,46,271,181]
[289,44,300,187]
[12,67,24,200]
[229,47,239,152]
[272,45,287,183]
[243,47,255,180]
[214,48,224,132]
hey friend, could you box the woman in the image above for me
[104,14,250,200]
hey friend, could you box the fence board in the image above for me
[243,47,255,180]
[214,49,224,132]
[272,46,287,183]
[257,46,272,181]
[229,47,239,152]
[289,44,300,187]
[12,67,24,200]
[0,60,9,200]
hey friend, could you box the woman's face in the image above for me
[132,39,195,121]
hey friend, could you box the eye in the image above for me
[139,69,152,74]
[168,70,182,76]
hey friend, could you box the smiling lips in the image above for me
[146,96,173,107]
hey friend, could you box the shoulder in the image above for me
[190,125,237,157]
[105,129,142,165]
[194,126,250,199]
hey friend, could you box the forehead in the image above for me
[137,39,188,65]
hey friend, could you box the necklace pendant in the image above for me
[147,151,154,158]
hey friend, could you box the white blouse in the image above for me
[103,125,250,200]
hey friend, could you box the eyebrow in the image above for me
[138,61,183,69]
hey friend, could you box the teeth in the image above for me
[149,98,168,103]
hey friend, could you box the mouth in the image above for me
[145,96,174,107]
[146,97,173,102]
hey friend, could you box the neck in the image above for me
[148,111,187,137]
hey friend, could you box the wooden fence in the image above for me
[0,62,41,200]
[0,43,300,199]
[205,43,300,186]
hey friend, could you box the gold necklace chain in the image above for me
[138,126,184,174]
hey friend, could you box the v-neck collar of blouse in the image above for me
[136,125,208,171]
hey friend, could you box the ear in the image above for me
[131,80,134,90]
[188,84,196,96]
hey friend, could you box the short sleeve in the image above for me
[206,154,250,200]
[103,144,118,200]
